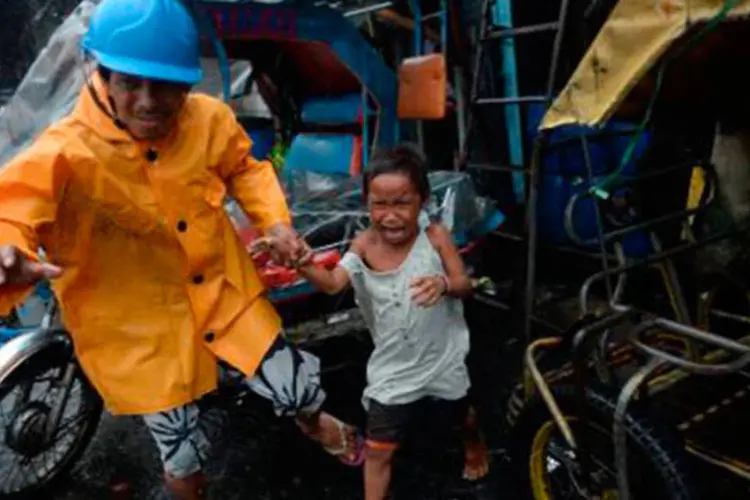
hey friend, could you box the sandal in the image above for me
[321,417,366,467]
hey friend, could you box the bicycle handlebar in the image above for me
[619,304,750,375]
[578,230,733,315]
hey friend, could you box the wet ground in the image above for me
[53,399,503,500]
[9,290,749,499]
[50,299,520,499]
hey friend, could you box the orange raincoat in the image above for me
[0,76,290,415]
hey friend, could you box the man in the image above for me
[0,0,362,498]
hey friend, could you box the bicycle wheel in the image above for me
[0,336,102,498]
[506,385,696,499]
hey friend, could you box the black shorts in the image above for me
[365,396,469,449]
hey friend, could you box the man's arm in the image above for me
[214,105,303,264]
[0,135,68,315]
[215,107,291,232]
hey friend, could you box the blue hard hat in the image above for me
[82,0,203,85]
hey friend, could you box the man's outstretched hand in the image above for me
[0,246,63,287]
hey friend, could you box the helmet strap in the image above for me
[81,55,127,131]
[107,95,127,130]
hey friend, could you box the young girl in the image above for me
[294,144,489,500]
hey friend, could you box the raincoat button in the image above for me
[177,220,188,232]
[192,275,204,285]
[145,148,158,162]
[204,331,215,342]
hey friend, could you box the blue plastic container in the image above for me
[248,127,275,161]
[526,103,652,253]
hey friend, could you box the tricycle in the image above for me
[495,0,750,498]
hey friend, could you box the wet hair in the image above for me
[363,143,430,201]
[98,65,112,82]
[96,65,192,92]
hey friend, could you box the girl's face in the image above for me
[367,172,423,246]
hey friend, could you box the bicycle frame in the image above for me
[521,258,750,498]
[0,288,79,442]
[0,285,62,375]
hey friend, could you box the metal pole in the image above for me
[492,0,526,203]
[523,138,543,344]
[394,39,402,142]
[362,71,370,167]
[343,1,394,18]
[545,0,570,102]
[580,134,613,299]
[410,0,422,55]
[408,0,424,150]
[463,0,492,160]
[454,67,467,161]
[439,0,448,49]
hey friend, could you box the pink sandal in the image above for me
[322,418,366,467]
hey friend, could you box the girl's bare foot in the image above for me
[462,406,490,481]
[463,437,490,481]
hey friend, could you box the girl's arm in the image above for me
[426,223,473,298]
[298,261,351,295]
[296,234,365,295]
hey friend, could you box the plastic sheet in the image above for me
[225,169,504,299]
[0,1,265,167]
[0,0,504,302]
[0,1,98,167]
[227,169,505,254]
[0,0,504,249]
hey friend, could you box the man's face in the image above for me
[107,72,190,141]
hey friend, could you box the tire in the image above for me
[0,337,102,498]
[506,385,697,499]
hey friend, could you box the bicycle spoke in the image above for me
[0,363,95,495]
[49,406,95,445]
[3,453,27,493]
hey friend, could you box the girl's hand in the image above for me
[292,239,315,268]
[410,275,448,307]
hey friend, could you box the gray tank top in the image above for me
[339,228,470,408]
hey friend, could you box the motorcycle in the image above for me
[0,285,102,498]
[0,247,354,498]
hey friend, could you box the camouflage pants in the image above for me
[142,335,325,478]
